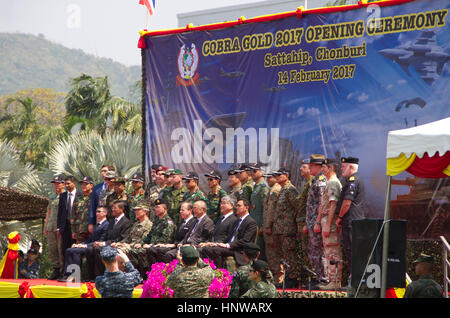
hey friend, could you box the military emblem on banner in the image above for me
[176,43,200,87]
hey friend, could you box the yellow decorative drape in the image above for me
[386,153,416,176]
[0,282,21,298]
[443,165,450,176]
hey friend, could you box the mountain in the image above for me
[0,33,141,98]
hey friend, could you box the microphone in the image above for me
[303,266,317,277]
[280,259,290,268]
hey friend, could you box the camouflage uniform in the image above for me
[239,179,254,203]
[296,175,314,283]
[119,218,153,251]
[165,186,188,223]
[272,181,299,281]
[263,183,281,279]
[229,185,242,202]
[127,188,146,222]
[45,195,64,271]
[70,194,91,243]
[319,174,342,285]
[206,186,227,223]
[98,187,113,208]
[166,264,215,298]
[241,280,277,298]
[404,274,444,298]
[183,188,208,204]
[95,261,141,298]
[250,179,269,228]
[128,214,176,277]
[229,263,275,298]
[147,184,164,221]
[306,173,327,281]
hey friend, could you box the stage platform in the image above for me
[0,278,350,298]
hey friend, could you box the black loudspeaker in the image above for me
[351,218,407,289]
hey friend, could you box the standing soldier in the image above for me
[165,169,188,223]
[106,177,129,220]
[272,167,299,288]
[296,159,313,284]
[227,169,242,202]
[99,170,115,209]
[249,163,269,261]
[182,172,208,204]
[336,157,367,282]
[236,165,254,203]
[45,175,65,280]
[262,172,281,282]
[127,173,146,222]
[71,176,94,244]
[147,166,168,221]
[204,170,227,223]
[318,159,343,290]
[404,253,444,298]
[304,154,328,286]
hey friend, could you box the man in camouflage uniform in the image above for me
[130,199,176,278]
[204,170,227,223]
[44,175,65,280]
[304,154,328,285]
[318,159,343,290]
[112,204,153,253]
[262,172,282,281]
[249,163,269,261]
[98,170,115,210]
[106,177,128,220]
[236,164,254,203]
[272,167,300,288]
[227,169,242,202]
[182,172,208,204]
[296,159,314,284]
[95,246,141,298]
[404,253,443,298]
[147,166,168,221]
[70,176,94,244]
[127,173,146,222]
[162,169,188,223]
[166,245,215,298]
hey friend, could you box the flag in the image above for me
[139,0,155,15]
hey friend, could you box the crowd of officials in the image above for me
[42,153,369,297]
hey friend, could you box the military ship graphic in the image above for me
[220,67,246,78]
[378,30,450,85]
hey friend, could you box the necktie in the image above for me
[67,192,73,220]
[229,218,243,243]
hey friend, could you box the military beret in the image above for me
[131,173,144,182]
[341,157,359,164]
[154,198,168,206]
[182,172,199,181]
[164,169,174,176]
[204,170,222,180]
[413,253,434,264]
[50,175,65,183]
[79,176,94,184]
[171,169,183,175]
[309,154,325,164]
[244,243,260,254]
[181,245,199,261]
[105,171,116,179]
[273,167,290,175]
[133,203,150,211]
[251,259,269,272]
[100,246,118,262]
[158,166,169,172]
[324,158,339,165]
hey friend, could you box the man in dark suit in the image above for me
[146,201,197,264]
[200,199,258,269]
[58,206,110,282]
[57,175,82,270]
[84,200,132,281]
[88,165,112,234]
[161,200,214,262]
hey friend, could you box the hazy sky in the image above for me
[0,0,328,67]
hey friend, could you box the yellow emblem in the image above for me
[349,176,355,181]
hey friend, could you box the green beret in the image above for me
[154,198,168,206]
[172,169,183,175]
[181,245,199,261]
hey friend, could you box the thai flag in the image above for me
[139,0,155,15]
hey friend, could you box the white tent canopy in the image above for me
[386,117,450,159]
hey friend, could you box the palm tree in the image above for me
[100,96,142,135]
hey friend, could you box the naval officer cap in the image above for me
[309,154,325,164]
[100,246,118,263]
[341,157,359,164]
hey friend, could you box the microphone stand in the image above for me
[330,260,343,297]
[303,266,318,298]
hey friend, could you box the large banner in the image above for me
[142,0,450,240]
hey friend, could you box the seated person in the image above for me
[59,206,109,282]
[19,249,40,279]
[241,260,277,298]
[95,246,141,298]
[200,199,257,269]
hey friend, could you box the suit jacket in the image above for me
[57,189,82,235]
[212,213,238,243]
[104,215,132,245]
[226,214,258,266]
[89,182,106,225]
[183,214,215,245]
[85,220,110,245]
[174,217,197,245]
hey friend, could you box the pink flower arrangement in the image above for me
[140,258,233,298]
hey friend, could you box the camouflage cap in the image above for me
[180,245,199,261]
[105,171,116,179]
[50,175,65,183]
[133,203,150,211]
[79,176,94,184]
[341,157,359,164]
[309,154,325,164]
[413,253,434,264]
[100,246,118,262]
[113,176,127,183]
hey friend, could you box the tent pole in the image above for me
[380,175,392,298]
